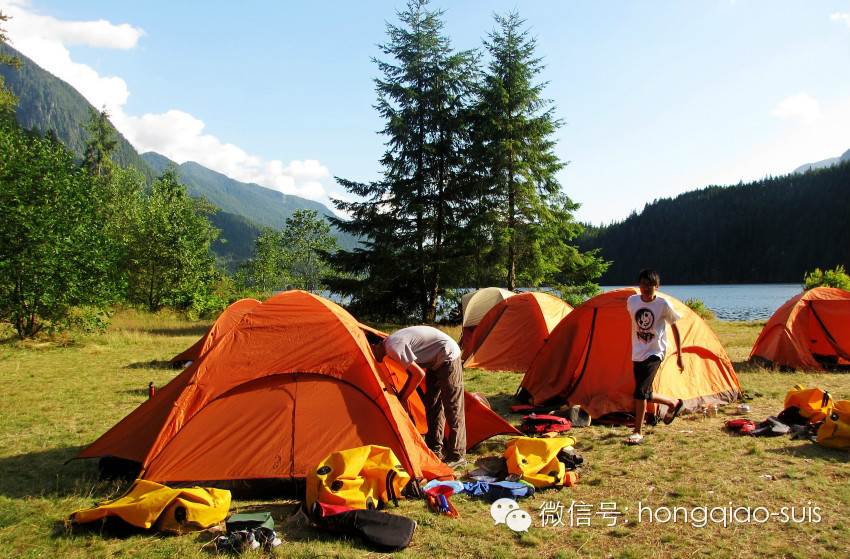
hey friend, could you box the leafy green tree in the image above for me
[472,11,606,293]
[0,121,103,338]
[281,209,338,293]
[122,167,220,311]
[241,227,286,293]
[804,265,850,291]
[328,0,477,321]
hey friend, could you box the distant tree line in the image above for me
[578,162,850,285]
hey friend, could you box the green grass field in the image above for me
[0,312,848,558]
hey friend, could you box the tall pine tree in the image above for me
[328,0,476,321]
[472,11,606,298]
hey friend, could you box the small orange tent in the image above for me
[519,288,741,420]
[749,287,850,371]
[76,291,454,487]
[460,287,515,350]
[463,292,573,373]
[170,298,260,364]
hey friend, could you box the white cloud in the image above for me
[1,1,330,202]
[830,12,850,29]
[3,1,145,48]
[119,110,329,198]
[770,92,821,124]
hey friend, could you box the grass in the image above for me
[1,313,849,558]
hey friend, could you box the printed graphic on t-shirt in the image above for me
[635,308,655,344]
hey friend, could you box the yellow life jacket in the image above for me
[505,436,578,488]
[70,479,231,534]
[784,384,833,423]
[306,445,411,510]
[817,400,850,449]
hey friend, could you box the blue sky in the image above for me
[2,0,849,225]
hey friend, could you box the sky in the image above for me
[1,0,848,225]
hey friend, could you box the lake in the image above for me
[603,284,803,322]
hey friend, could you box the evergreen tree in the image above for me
[472,11,606,295]
[328,0,476,321]
[82,106,118,179]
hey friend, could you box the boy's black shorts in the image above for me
[633,355,662,400]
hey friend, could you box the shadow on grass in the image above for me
[146,325,211,338]
[767,442,850,462]
[123,360,180,370]
[486,392,520,417]
[0,445,106,499]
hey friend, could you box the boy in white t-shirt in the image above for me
[625,269,684,444]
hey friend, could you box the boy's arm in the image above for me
[672,322,684,370]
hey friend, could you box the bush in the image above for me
[804,265,850,291]
[685,298,715,320]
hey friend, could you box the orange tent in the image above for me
[169,298,260,364]
[749,287,850,371]
[76,291,454,488]
[519,288,741,420]
[463,292,573,373]
[460,287,515,350]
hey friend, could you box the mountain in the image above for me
[0,44,157,181]
[793,148,850,174]
[140,152,341,232]
[577,162,850,285]
[1,43,357,271]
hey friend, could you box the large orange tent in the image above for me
[76,291,454,489]
[519,288,741,420]
[460,287,515,350]
[169,298,260,364]
[463,292,573,373]
[749,287,850,371]
[77,291,517,491]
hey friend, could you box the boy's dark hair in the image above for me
[638,269,660,286]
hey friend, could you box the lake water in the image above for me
[603,284,803,322]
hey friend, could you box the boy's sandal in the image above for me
[625,433,644,445]
[663,399,684,425]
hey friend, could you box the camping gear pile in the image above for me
[725,384,850,449]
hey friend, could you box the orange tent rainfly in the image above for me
[463,292,573,373]
[169,298,260,365]
[76,291,456,491]
[460,287,515,350]
[749,287,850,371]
[518,288,741,420]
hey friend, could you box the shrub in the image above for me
[804,265,850,291]
[685,298,715,320]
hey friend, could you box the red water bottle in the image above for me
[149,382,156,398]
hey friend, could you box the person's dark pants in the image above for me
[423,357,466,461]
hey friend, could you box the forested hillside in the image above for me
[0,44,157,181]
[141,153,358,251]
[577,162,850,285]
